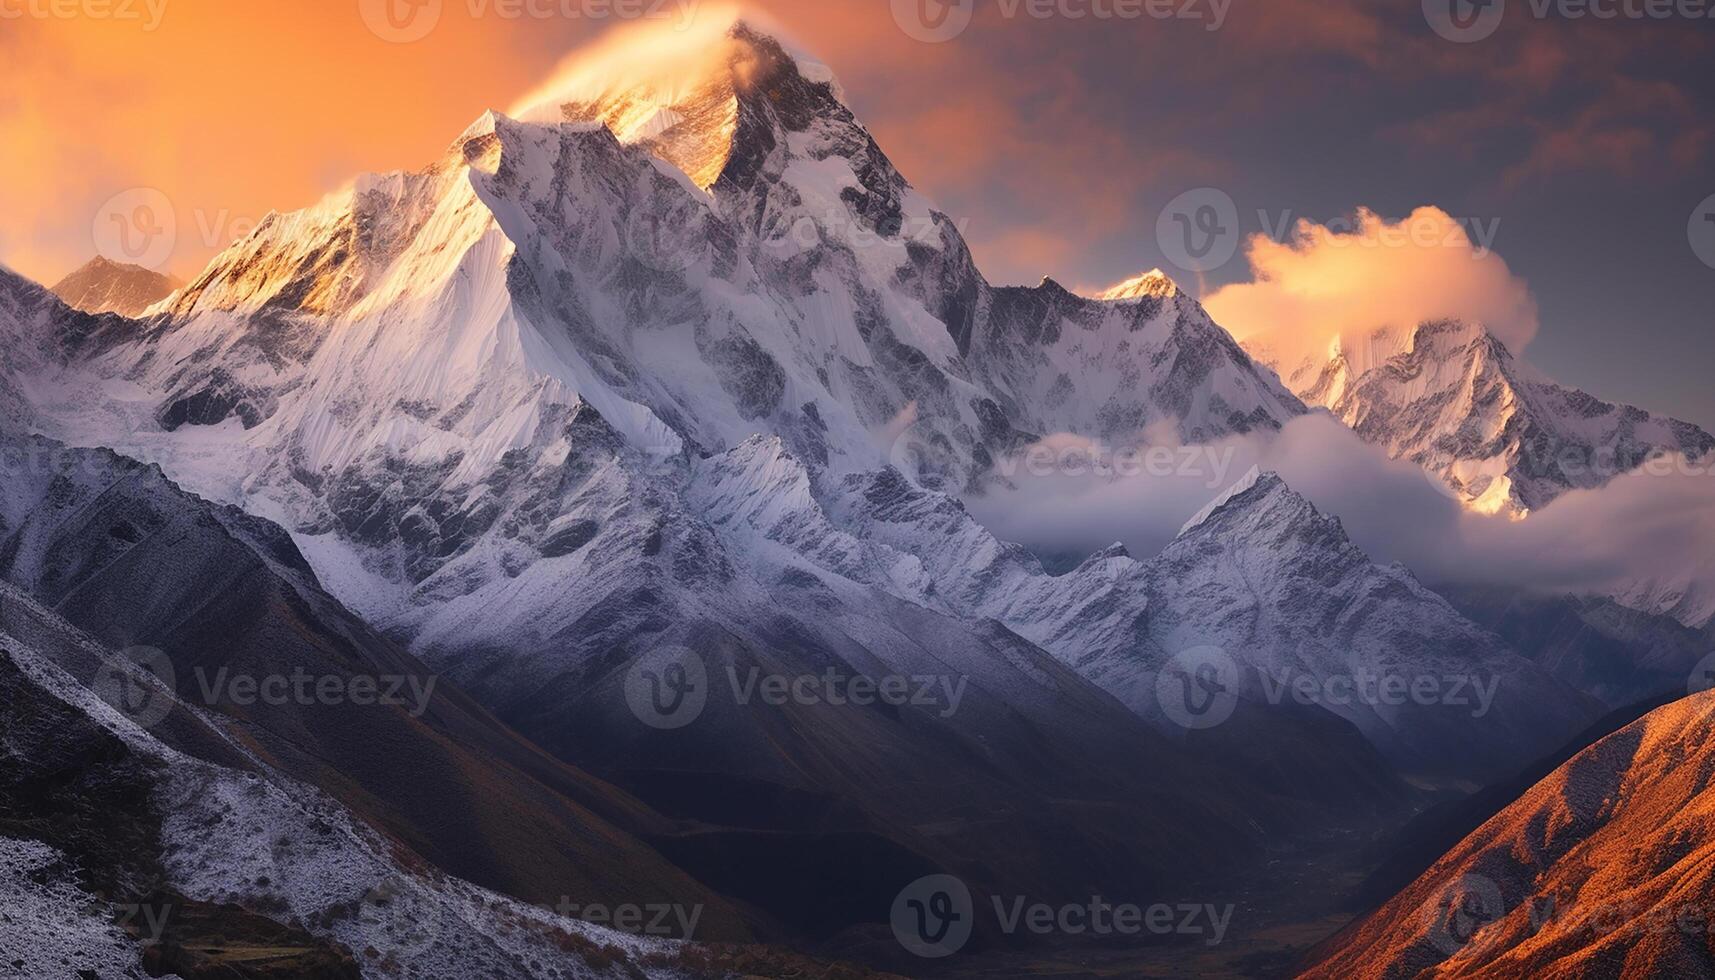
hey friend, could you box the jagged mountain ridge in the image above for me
[0,431,751,939]
[27,19,1301,505]
[0,14,1617,823]
[50,256,182,317]
[0,582,691,979]
[1249,318,1715,518]
[808,458,1597,782]
[1302,691,1715,978]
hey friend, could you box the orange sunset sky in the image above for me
[5,0,1713,428]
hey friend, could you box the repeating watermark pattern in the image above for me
[360,0,702,42]
[90,646,178,730]
[1156,188,1240,274]
[1155,646,1240,730]
[1418,878,1715,955]
[890,875,1233,958]
[94,188,177,272]
[759,209,971,254]
[1573,899,1715,940]
[1423,0,1507,41]
[0,0,167,29]
[1445,439,1715,501]
[1156,652,1505,732]
[1154,195,1502,275]
[355,880,463,956]
[992,895,1233,945]
[91,188,312,275]
[89,646,441,730]
[891,875,975,958]
[1426,0,1715,41]
[1691,195,1715,271]
[1420,873,1507,954]
[359,0,442,41]
[537,897,704,938]
[1687,651,1715,696]
[0,441,155,480]
[626,648,968,729]
[892,0,1230,42]
[993,442,1241,488]
[1258,669,1500,719]
[116,901,175,946]
[625,646,710,730]
[191,667,438,719]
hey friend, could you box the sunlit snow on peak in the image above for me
[1090,268,1180,302]
[503,6,832,189]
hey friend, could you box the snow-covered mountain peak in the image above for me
[1251,315,1715,519]
[1091,268,1180,303]
[1173,469,1326,543]
[1177,465,1266,536]
[50,256,182,317]
[505,13,846,191]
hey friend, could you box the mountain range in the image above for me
[4,14,1713,977]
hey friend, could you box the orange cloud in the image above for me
[1203,207,1538,370]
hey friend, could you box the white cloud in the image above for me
[968,414,1715,625]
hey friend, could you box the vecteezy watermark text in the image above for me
[1425,0,1715,43]
[536,898,703,939]
[1155,190,1501,274]
[891,0,1230,43]
[192,667,438,719]
[1153,647,1505,733]
[0,0,167,30]
[359,0,701,42]
[1258,668,1500,718]
[890,874,1233,957]
[993,442,1240,487]
[625,647,967,729]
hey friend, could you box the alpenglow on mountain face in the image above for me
[4,13,1714,978]
[1245,318,1715,518]
[50,255,182,317]
[0,10,1682,801]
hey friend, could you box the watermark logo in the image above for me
[890,876,1234,957]
[1688,651,1715,697]
[1420,872,1506,954]
[625,646,709,729]
[355,880,461,956]
[892,875,975,958]
[891,0,975,42]
[359,0,443,42]
[1690,195,1715,271]
[623,206,695,275]
[624,650,967,729]
[90,646,177,730]
[93,188,176,271]
[1156,188,1240,274]
[1424,0,1506,41]
[1155,646,1239,730]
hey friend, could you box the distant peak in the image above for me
[1086,541,1132,563]
[1091,269,1180,303]
[50,256,182,317]
[1178,466,1274,536]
